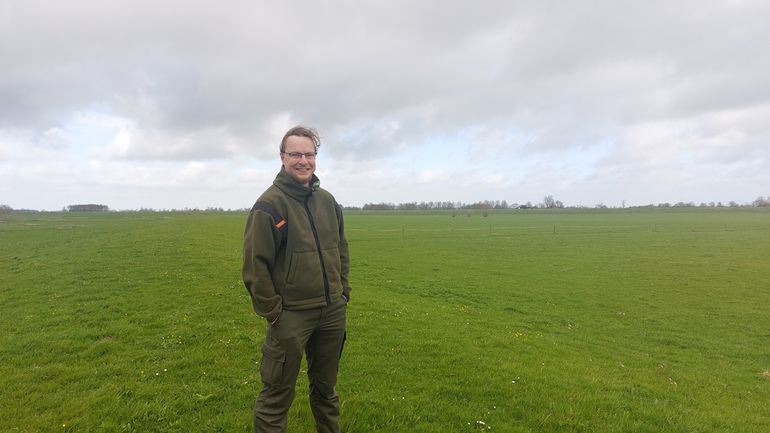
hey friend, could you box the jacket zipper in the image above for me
[304,196,332,305]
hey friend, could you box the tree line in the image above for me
[354,195,770,211]
[2,196,769,213]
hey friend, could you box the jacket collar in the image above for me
[273,166,320,201]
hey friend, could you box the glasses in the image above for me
[282,151,317,160]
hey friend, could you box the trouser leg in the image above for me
[306,298,347,433]
[254,309,315,433]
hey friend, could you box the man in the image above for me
[242,125,351,433]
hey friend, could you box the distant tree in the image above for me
[753,196,770,207]
[542,195,564,209]
[0,204,13,213]
[462,201,494,210]
[363,202,395,210]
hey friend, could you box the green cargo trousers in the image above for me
[254,297,347,433]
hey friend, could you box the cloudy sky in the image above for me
[2,0,768,210]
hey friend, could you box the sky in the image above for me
[1,0,769,210]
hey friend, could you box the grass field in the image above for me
[1,208,769,432]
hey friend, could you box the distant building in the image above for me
[67,204,109,212]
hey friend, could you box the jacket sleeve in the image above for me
[336,204,352,302]
[242,208,283,322]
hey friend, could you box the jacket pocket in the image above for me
[284,250,324,301]
[321,246,343,293]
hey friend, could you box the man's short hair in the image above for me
[280,126,321,152]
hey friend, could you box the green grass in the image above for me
[1,208,769,432]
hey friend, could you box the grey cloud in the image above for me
[2,0,769,167]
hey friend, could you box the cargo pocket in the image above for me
[259,344,286,387]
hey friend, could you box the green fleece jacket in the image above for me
[242,167,351,322]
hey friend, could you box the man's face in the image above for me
[281,135,316,186]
